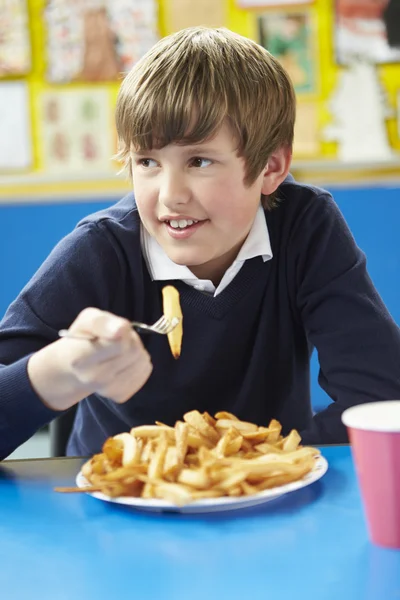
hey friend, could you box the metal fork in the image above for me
[58,316,180,341]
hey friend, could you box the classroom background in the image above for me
[1,0,400,458]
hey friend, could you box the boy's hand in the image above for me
[28,308,153,411]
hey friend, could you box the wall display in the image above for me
[0,81,32,170]
[258,11,317,94]
[45,0,159,83]
[335,0,400,64]
[0,0,399,192]
[0,0,30,76]
[323,60,395,161]
[40,89,115,172]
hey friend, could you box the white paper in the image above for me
[0,81,32,170]
[323,61,395,162]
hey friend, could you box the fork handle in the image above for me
[130,322,154,333]
[58,324,149,341]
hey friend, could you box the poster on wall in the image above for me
[258,12,317,94]
[45,0,159,83]
[40,89,116,173]
[0,82,32,170]
[0,0,30,77]
[335,0,400,64]
[323,61,394,162]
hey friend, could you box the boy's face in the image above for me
[132,123,269,284]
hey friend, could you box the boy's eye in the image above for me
[139,158,158,168]
[190,157,212,168]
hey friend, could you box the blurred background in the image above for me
[1,0,400,459]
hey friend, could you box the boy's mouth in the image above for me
[163,219,207,239]
[166,219,199,229]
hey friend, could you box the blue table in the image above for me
[0,446,399,600]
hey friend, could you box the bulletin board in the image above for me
[1,0,400,200]
[0,0,159,198]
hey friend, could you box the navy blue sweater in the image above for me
[1,176,400,458]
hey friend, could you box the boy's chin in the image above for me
[169,255,202,267]
[165,249,206,268]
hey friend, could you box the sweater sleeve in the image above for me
[0,221,122,459]
[289,192,400,445]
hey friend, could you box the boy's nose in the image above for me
[159,175,191,208]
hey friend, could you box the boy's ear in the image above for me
[260,146,292,196]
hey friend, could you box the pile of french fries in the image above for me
[58,411,320,505]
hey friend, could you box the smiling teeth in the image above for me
[169,219,198,229]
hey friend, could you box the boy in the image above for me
[1,27,399,459]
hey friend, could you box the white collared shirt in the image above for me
[141,205,273,296]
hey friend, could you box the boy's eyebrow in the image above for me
[132,146,227,156]
[180,145,227,156]
[131,149,152,156]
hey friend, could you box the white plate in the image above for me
[75,455,328,513]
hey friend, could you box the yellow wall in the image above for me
[1,0,399,198]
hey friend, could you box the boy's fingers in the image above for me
[64,308,152,389]
[71,339,152,399]
[99,353,153,403]
[68,328,145,370]
[69,308,132,341]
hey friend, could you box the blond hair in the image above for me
[115,27,296,208]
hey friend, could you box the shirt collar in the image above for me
[141,204,272,282]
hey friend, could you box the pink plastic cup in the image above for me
[342,401,400,549]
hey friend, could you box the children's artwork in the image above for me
[323,60,395,162]
[238,1,314,6]
[335,0,400,64]
[258,12,316,94]
[45,0,158,83]
[40,89,115,172]
[0,82,32,170]
[0,0,30,76]
[293,103,320,157]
